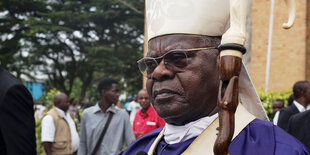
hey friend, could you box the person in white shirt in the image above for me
[41,93,79,155]
[127,95,141,124]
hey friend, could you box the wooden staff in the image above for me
[213,0,247,154]
[213,0,295,154]
[214,49,243,155]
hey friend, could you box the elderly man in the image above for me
[121,0,309,154]
[41,93,79,155]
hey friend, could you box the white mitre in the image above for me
[146,0,229,39]
[145,0,268,120]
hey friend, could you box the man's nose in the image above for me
[151,60,174,81]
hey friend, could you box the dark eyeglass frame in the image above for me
[137,47,217,77]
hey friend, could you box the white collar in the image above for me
[293,100,306,112]
[164,113,218,144]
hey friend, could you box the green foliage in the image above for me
[257,88,292,120]
[0,0,46,79]
[86,83,100,106]
[37,88,60,109]
[68,78,83,99]
[0,0,144,97]
[35,118,44,155]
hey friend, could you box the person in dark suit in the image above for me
[0,65,36,154]
[287,110,310,150]
[274,81,310,131]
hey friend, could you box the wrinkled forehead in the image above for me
[147,34,220,57]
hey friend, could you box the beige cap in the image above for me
[146,0,230,40]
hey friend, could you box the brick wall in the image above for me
[306,0,310,82]
[251,0,307,91]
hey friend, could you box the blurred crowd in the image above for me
[34,80,310,154]
[2,63,310,155]
[36,78,165,155]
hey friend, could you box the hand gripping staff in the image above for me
[213,0,295,154]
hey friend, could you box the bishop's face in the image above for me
[146,34,221,125]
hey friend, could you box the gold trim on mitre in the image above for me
[146,104,256,155]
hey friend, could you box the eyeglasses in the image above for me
[137,47,217,77]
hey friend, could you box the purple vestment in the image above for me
[120,119,309,155]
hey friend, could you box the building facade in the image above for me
[250,0,310,91]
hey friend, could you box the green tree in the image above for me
[257,88,292,120]
[0,0,45,79]
[0,0,144,97]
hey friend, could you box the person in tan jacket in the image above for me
[41,93,79,155]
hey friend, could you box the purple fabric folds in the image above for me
[120,119,309,155]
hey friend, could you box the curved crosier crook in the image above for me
[282,0,296,29]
